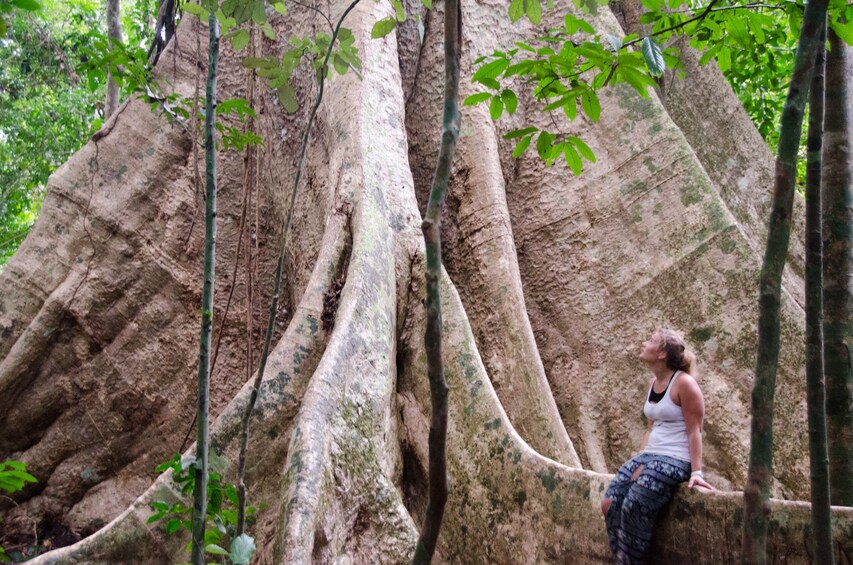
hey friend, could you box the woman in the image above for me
[601,329,714,564]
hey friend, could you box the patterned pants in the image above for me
[603,453,691,565]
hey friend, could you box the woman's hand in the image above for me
[688,473,715,490]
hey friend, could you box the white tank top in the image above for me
[642,371,691,462]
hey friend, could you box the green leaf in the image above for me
[512,135,533,158]
[526,0,542,25]
[830,18,853,46]
[698,46,718,67]
[333,54,349,75]
[640,37,664,76]
[371,17,397,38]
[639,0,664,11]
[421,0,432,8]
[476,77,501,90]
[391,0,406,22]
[489,95,504,120]
[580,90,600,122]
[716,46,731,73]
[277,82,299,113]
[501,89,518,114]
[182,2,208,18]
[746,12,765,44]
[272,1,287,15]
[568,136,595,162]
[252,0,266,24]
[725,17,750,49]
[604,33,622,52]
[504,126,538,139]
[230,534,257,565]
[563,97,577,120]
[619,66,656,97]
[10,0,40,10]
[261,22,276,40]
[242,56,277,69]
[463,92,492,106]
[563,143,583,175]
[205,544,229,556]
[472,58,509,82]
[508,0,524,22]
[231,29,250,51]
[536,131,555,159]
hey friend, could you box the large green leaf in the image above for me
[526,0,542,25]
[489,95,504,120]
[508,0,525,22]
[640,37,664,76]
[277,82,299,113]
[230,534,256,565]
[371,17,397,38]
[463,92,491,106]
[231,29,250,51]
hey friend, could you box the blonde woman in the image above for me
[601,329,714,564]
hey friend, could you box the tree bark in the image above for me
[823,27,853,508]
[104,0,122,119]
[742,0,829,562]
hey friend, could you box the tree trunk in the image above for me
[1,1,852,563]
[742,0,829,561]
[189,13,219,565]
[804,27,833,565]
[104,0,122,120]
[823,27,853,508]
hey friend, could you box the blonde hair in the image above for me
[657,329,696,374]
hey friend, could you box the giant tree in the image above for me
[1,0,853,563]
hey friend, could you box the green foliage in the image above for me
[241,27,362,113]
[465,9,662,172]
[0,0,41,37]
[0,460,37,494]
[0,461,38,562]
[148,454,258,565]
[466,0,853,177]
[0,1,103,268]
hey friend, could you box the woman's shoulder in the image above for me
[672,371,702,401]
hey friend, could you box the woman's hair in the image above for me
[657,329,696,374]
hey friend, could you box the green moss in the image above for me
[536,467,560,493]
[484,418,502,430]
[689,326,713,343]
[552,493,564,513]
[720,237,737,254]
[680,182,704,207]
[647,121,664,137]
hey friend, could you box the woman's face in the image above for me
[640,333,664,365]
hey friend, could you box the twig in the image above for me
[290,0,334,32]
[623,0,721,48]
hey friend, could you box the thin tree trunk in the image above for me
[190,13,219,565]
[823,27,853,508]
[741,0,829,562]
[805,26,833,565]
[104,0,122,119]
[234,0,362,536]
[412,0,461,562]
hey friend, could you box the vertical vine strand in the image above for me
[412,0,461,562]
[190,13,219,565]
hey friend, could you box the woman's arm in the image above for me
[679,375,715,490]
